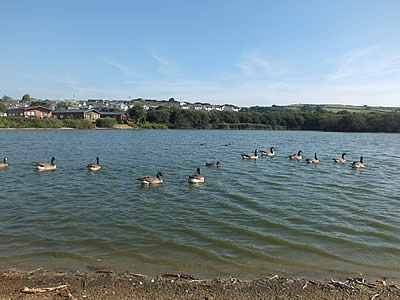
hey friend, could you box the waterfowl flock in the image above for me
[0,146,365,186]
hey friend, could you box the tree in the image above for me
[1,95,12,102]
[96,117,117,128]
[146,108,171,124]
[127,104,146,124]
[31,100,50,107]
[22,94,31,102]
[0,102,6,113]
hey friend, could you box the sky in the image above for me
[1,0,400,107]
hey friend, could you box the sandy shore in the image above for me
[1,268,399,299]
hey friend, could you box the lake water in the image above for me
[0,129,399,281]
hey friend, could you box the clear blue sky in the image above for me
[1,0,399,107]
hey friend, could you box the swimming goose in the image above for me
[351,156,365,168]
[241,149,258,160]
[87,156,101,171]
[188,168,205,184]
[0,157,8,168]
[305,153,319,164]
[289,150,302,160]
[261,147,275,157]
[332,153,347,163]
[137,171,164,184]
[205,161,221,167]
[35,157,56,171]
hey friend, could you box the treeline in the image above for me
[1,108,399,132]
[130,106,400,132]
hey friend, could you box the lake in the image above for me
[0,129,399,281]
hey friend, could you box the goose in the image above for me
[305,153,319,164]
[261,147,275,157]
[241,149,258,160]
[137,171,164,184]
[205,161,221,167]
[0,157,8,168]
[351,156,365,168]
[289,150,302,160]
[332,153,347,163]
[188,168,205,184]
[87,156,101,171]
[35,156,56,171]
[224,143,231,147]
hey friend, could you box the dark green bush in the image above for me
[96,117,117,128]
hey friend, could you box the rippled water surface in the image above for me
[1,129,400,280]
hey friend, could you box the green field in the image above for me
[287,104,399,113]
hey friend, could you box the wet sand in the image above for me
[1,268,399,299]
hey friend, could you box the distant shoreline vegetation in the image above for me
[0,106,399,132]
[0,117,95,129]
[127,104,400,132]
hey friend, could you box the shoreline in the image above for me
[1,268,399,299]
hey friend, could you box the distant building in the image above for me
[222,105,239,112]
[53,109,101,123]
[6,106,53,118]
[99,112,128,123]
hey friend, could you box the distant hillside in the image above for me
[286,104,400,113]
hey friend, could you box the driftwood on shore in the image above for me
[21,284,68,294]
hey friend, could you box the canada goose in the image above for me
[188,168,205,184]
[289,150,302,160]
[241,149,258,160]
[351,156,365,168]
[205,161,221,167]
[332,153,347,163]
[35,157,56,171]
[200,143,207,146]
[0,157,8,168]
[137,171,164,184]
[305,153,319,164]
[261,147,275,157]
[87,156,101,171]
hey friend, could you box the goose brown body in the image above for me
[261,147,275,157]
[289,150,303,160]
[87,157,101,171]
[333,153,347,163]
[306,153,319,164]
[35,157,56,171]
[0,157,8,168]
[205,161,220,167]
[241,149,258,160]
[351,156,365,168]
[188,168,205,184]
[137,172,164,184]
